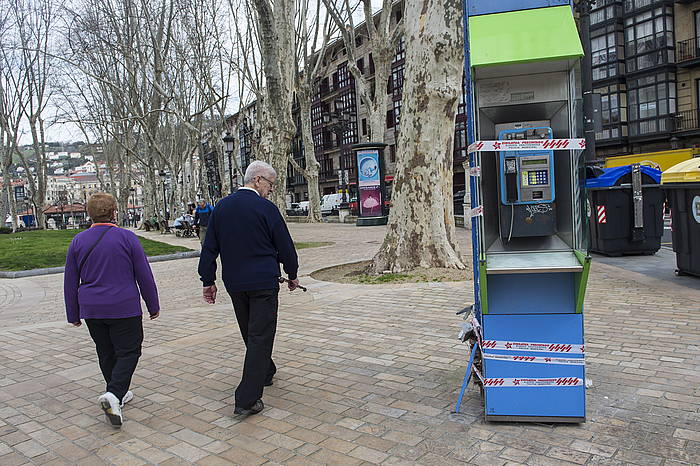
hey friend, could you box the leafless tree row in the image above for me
[0,0,466,272]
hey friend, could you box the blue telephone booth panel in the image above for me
[487,273,576,314]
[482,314,585,421]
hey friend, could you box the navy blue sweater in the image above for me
[198,190,298,291]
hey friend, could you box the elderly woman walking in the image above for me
[64,193,160,427]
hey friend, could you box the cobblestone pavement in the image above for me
[0,223,698,465]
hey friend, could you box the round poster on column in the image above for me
[356,149,382,217]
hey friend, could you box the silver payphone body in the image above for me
[497,124,557,241]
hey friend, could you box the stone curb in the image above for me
[0,250,200,279]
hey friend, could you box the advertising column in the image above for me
[353,143,388,226]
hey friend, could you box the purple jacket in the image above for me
[64,224,160,323]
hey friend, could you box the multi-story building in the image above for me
[589,0,700,162]
[284,4,468,203]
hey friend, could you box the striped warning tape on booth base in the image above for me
[483,377,583,387]
[480,340,584,354]
[482,353,584,365]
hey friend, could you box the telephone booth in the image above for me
[456,1,591,422]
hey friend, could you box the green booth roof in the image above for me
[469,5,584,68]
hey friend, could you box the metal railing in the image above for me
[676,37,700,63]
[672,109,700,132]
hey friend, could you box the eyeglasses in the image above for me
[259,175,275,188]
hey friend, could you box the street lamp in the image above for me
[129,187,136,227]
[222,131,235,194]
[158,170,169,221]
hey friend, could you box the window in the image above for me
[393,100,401,130]
[386,109,394,128]
[627,72,676,136]
[311,103,323,127]
[337,63,350,89]
[362,118,367,136]
[595,84,628,140]
[393,37,405,63]
[591,30,624,81]
[395,9,402,23]
[454,121,467,163]
[590,1,622,25]
[391,66,404,98]
[389,144,396,163]
[624,7,673,73]
[356,58,364,75]
[623,0,658,12]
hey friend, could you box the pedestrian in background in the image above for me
[64,193,160,427]
[194,199,213,245]
[198,161,299,416]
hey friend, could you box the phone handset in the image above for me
[504,157,518,203]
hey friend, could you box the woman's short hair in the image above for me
[87,193,117,223]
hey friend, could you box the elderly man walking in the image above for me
[198,160,299,416]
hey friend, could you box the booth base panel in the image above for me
[486,415,585,423]
[486,272,576,314]
[482,313,586,421]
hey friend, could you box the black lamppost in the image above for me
[129,187,136,226]
[158,170,169,220]
[222,131,235,194]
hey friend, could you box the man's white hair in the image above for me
[244,160,276,185]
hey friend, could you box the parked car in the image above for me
[286,202,301,216]
[321,193,344,215]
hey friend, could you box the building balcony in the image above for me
[672,109,700,134]
[676,38,700,68]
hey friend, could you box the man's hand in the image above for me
[203,284,218,304]
[70,321,82,327]
[150,312,160,320]
[288,278,299,291]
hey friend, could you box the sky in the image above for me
[28,0,385,146]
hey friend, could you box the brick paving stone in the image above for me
[0,223,698,464]
[165,442,208,462]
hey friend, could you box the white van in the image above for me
[320,193,344,215]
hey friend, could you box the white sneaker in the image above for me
[98,392,123,427]
[120,391,133,407]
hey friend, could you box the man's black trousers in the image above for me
[85,316,143,403]
[230,288,278,409]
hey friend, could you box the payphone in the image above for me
[498,127,557,241]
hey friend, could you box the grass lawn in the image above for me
[0,229,192,271]
[295,241,332,249]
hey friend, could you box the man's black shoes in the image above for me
[264,379,273,387]
[234,399,264,416]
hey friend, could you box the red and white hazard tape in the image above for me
[482,353,584,365]
[482,377,583,387]
[480,340,584,354]
[467,139,586,153]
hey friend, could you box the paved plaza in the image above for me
[0,223,699,465]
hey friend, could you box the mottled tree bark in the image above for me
[372,0,466,272]
[251,0,297,212]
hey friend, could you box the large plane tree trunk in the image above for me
[372,0,466,272]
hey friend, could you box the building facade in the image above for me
[589,0,700,162]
